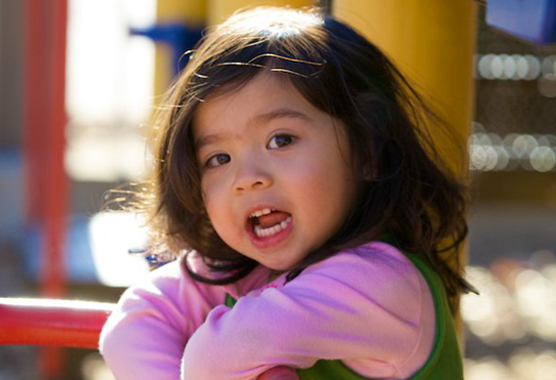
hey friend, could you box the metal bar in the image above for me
[41,0,69,300]
[0,298,114,349]
[23,0,48,224]
[23,0,70,377]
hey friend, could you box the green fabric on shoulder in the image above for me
[224,246,464,380]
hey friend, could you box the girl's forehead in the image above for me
[191,71,333,144]
[201,70,293,102]
[193,72,304,126]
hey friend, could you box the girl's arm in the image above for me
[181,242,436,380]
[99,259,228,380]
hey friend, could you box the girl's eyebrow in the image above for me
[195,134,223,151]
[254,108,312,123]
[195,108,312,150]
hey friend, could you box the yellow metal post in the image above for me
[208,0,314,26]
[333,0,477,341]
[155,0,208,95]
[333,0,477,175]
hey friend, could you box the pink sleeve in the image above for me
[181,242,436,380]
[98,259,224,380]
[99,254,274,380]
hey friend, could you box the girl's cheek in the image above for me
[200,178,215,207]
[202,176,228,207]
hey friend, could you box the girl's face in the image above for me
[193,72,359,271]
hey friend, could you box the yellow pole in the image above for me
[333,0,477,176]
[155,0,208,96]
[332,0,477,341]
[208,0,314,26]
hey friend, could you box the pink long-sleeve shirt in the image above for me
[99,241,435,380]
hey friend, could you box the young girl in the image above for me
[100,6,472,380]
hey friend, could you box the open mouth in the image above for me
[248,208,293,239]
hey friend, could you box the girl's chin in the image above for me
[259,251,310,272]
[261,260,297,272]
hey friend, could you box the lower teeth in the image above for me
[254,216,292,238]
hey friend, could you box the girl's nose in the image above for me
[233,161,273,194]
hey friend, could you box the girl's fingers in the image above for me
[256,366,300,380]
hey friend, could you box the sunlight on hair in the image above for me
[89,212,150,287]
[222,7,322,36]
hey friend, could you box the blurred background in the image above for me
[0,0,555,379]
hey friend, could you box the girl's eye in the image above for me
[267,134,295,149]
[206,153,230,168]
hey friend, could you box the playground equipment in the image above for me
[0,299,302,379]
[487,0,556,44]
[0,298,113,348]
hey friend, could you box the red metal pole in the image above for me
[42,0,69,300]
[0,298,113,349]
[23,0,48,223]
[41,1,69,377]
[23,0,69,377]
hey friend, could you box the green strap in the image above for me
[224,249,463,379]
[225,293,237,308]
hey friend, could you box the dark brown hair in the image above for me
[143,7,472,311]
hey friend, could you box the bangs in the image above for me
[184,8,331,104]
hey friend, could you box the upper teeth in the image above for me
[250,208,274,218]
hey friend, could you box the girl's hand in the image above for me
[256,366,299,380]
